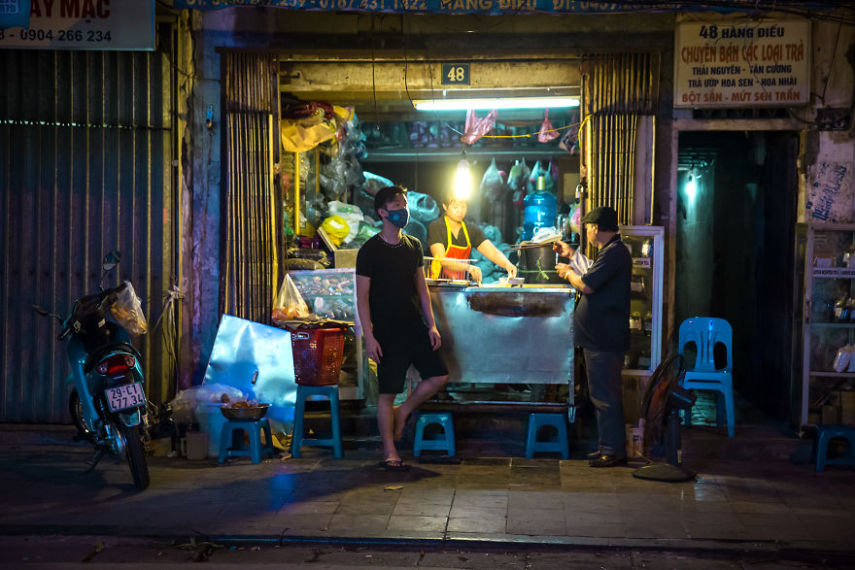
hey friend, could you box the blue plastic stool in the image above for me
[525,413,569,459]
[292,384,342,459]
[218,418,275,464]
[413,412,455,457]
[814,424,855,472]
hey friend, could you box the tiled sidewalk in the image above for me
[1,423,854,556]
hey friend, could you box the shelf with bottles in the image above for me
[621,227,662,375]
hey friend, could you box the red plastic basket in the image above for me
[291,327,346,386]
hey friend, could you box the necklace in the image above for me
[378,232,403,247]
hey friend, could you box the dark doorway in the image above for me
[676,131,799,421]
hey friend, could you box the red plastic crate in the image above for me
[291,327,346,386]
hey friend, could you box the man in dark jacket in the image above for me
[554,206,632,467]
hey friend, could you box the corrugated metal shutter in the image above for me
[0,39,176,423]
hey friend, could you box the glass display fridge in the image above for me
[620,225,664,378]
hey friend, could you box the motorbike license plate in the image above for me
[105,383,146,412]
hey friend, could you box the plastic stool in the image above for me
[292,384,342,458]
[814,424,855,472]
[525,413,569,459]
[218,418,274,464]
[413,412,455,457]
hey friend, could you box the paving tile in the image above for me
[506,507,565,536]
[505,517,566,536]
[563,520,624,538]
[334,500,397,516]
[622,515,688,539]
[508,491,566,510]
[386,515,448,532]
[453,489,509,509]
[447,515,507,534]
[326,513,389,534]
[277,512,333,532]
[392,501,451,517]
[278,500,340,515]
[397,487,454,505]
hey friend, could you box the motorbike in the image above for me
[34,251,151,490]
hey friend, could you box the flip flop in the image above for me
[380,458,411,472]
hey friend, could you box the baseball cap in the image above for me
[580,206,619,231]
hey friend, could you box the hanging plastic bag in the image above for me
[272,274,310,325]
[480,158,505,200]
[537,109,560,143]
[528,160,543,193]
[460,109,498,145]
[362,171,395,196]
[510,159,531,211]
[109,281,148,335]
[408,190,440,223]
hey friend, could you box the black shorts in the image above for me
[374,325,448,394]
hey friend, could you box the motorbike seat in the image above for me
[84,342,143,374]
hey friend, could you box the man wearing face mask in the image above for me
[356,186,449,472]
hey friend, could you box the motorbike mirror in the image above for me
[102,250,121,272]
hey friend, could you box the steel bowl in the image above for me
[220,403,270,421]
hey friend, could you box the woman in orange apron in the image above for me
[427,196,517,283]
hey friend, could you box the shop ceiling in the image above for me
[279,52,581,122]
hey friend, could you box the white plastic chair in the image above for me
[678,317,735,437]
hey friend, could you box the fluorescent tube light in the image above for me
[413,97,579,111]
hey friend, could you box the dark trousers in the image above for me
[583,348,626,457]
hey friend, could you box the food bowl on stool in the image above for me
[220,403,270,422]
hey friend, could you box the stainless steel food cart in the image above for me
[428,283,575,410]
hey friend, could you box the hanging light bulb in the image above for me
[453,158,472,200]
[685,170,697,203]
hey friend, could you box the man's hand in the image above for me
[364,334,383,362]
[552,240,574,258]
[505,263,518,279]
[427,325,442,350]
[555,262,572,281]
[467,265,482,284]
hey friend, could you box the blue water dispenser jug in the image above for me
[522,176,557,240]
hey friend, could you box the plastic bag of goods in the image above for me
[327,201,364,243]
[480,158,505,200]
[408,190,440,223]
[537,110,560,143]
[109,281,148,335]
[272,274,311,325]
[362,171,395,196]
[320,215,351,246]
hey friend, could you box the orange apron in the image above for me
[431,217,472,280]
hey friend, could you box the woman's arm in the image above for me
[476,240,517,278]
[429,242,481,282]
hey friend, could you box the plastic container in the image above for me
[521,244,564,285]
[194,402,227,457]
[522,190,558,241]
[291,327,346,386]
